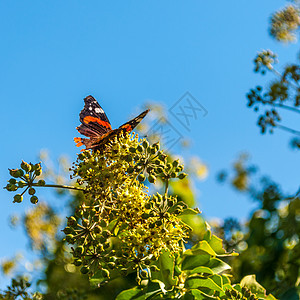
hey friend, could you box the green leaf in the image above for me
[207,258,231,274]
[210,274,223,289]
[240,275,266,297]
[183,289,206,299]
[208,235,226,255]
[116,281,164,300]
[185,276,223,292]
[90,267,134,287]
[180,208,200,216]
[185,241,216,256]
[116,287,143,300]
[151,249,178,289]
[203,230,212,242]
[182,254,211,271]
[221,275,231,285]
[188,266,213,275]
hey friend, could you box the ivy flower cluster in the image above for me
[5,161,45,204]
[65,132,192,281]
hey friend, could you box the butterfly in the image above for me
[74,95,149,151]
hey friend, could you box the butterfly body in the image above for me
[74,95,149,151]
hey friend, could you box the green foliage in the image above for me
[3,133,276,299]
[218,157,300,299]
[0,278,42,300]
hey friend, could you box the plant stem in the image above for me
[164,178,169,196]
[261,100,300,114]
[32,183,84,191]
[276,124,300,136]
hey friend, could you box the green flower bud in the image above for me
[7,184,18,192]
[80,266,89,274]
[63,227,74,234]
[129,147,136,153]
[145,203,152,210]
[149,222,155,229]
[124,154,132,162]
[154,159,161,165]
[37,179,45,186]
[155,220,163,226]
[30,196,39,204]
[138,174,146,182]
[74,245,84,257]
[148,174,156,183]
[13,194,23,203]
[158,153,167,161]
[168,199,174,207]
[154,166,163,174]
[65,234,75,243]
[35,169,42,176]
[146,166,153,173]
[94,225,102,234]
[100,219,108,227]
[231,290,237,297]
[18,180,27,188]
[166,163,172,171]
[176,165,184,172]
[172,159,179,167]
[142,140,149,149]
[142,213,149,219]
[127,166,135,174]
[33,163,42,171]
[73,259,82,266]
[67,216,77,227]
[9,169,18,178]
[150,147,157,154]
[178,173,187,179]
[137,145,143,152]
[28,188,36,195]
[8,178,17,184]
[170,172,177,178]
[21,160,31,172]
[153,142,160,151]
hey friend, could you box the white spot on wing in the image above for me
[95,107,103,114]
[89,106,93,110]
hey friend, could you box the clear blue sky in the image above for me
[1,0,299,287]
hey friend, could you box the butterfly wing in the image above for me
[74,95,112,148]
[118,109,150,133]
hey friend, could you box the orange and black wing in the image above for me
[74,95,112,148]
[118,109,150,133]
[88,109,150,152]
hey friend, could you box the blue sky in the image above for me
[1,0,300,286]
